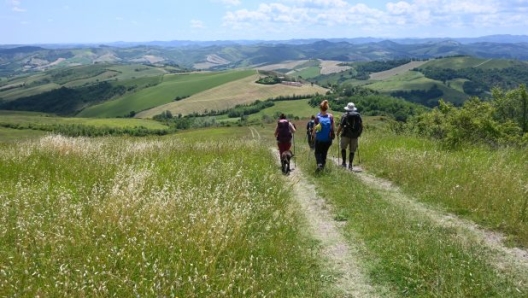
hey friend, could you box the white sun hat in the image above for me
[344,102,357,111]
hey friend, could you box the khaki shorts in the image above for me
[340,136,358,152]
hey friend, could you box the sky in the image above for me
[2,0,528,45]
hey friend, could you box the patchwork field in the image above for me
[136,73,327,118]
[79,70,256,118]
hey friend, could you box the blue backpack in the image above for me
[315,114,334,142]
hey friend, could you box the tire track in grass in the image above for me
[272,148,383,298]
[329,157,528,285]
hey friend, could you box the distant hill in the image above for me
[2,35,528,77]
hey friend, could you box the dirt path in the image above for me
[328,157,528,283]
[268,135,528,295]
[272,148,383,297]
[357,170,528,276]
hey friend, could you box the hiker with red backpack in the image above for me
[336,102,363,170]
[312,100,335,172]
[274,113,296,159]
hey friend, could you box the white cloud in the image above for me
[220,0,528,38]
[8,0,26,12]
[191,19,206,28]
[211,0,241,6]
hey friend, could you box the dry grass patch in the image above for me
[319,60,352,75]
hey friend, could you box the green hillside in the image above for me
[78,70,255,118]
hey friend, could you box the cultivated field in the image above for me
[136,73,327,118]
[79,70,256,118]
[319,60,352,75]
[369,60,429,81]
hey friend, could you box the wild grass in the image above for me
[293,136,528,297]
[359,130,528,248]
[0,133,326,297]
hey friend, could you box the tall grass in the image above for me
[294,141,528,297]
[359,130,528,247]
[0,134,325,297]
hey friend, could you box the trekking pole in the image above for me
[292,133,296,170]
[336,136,340,161]
[357,140,361,164]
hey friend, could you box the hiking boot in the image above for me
[341,163,346,167]
[316,164,323,172]
[348,164,353,171]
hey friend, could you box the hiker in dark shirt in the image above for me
[336,102,363,170]
[306,115,316,149]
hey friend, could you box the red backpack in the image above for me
[276,120,292,143]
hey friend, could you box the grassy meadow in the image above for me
[0,110,168,130]
[0,130,329,297]
[358,129,528,248]
[290,125,528,297]
[1,121,527,296]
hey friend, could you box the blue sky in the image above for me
[2,0,528,44]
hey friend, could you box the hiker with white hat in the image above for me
[336,102,363,170]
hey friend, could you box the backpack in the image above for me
[277,119,292,143]
[343,112,363,138]
[315,114,334,142]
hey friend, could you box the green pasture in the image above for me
[0,77,60,102]
[422,56,518,70]
[366,71,432,92]
[78,70,255,118]
[0,127,47,142]
[106,64,168,80]
[366,71,468,104]
[447,78,469,93]
[288,66,321,79]
[0,111,168,130]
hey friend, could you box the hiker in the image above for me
[274,113,296,159]
[306,115,316,149]
[336,102,363,170]
[312,100,335,172]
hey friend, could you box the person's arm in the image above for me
[274,124,279,138]
[289,122,296,133]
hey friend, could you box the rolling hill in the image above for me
[2,36,528,77]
